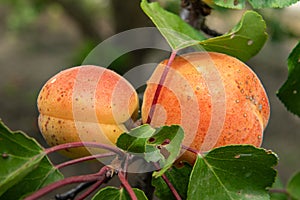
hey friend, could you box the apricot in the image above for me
[37,65,139,158]
[142,52,270,164]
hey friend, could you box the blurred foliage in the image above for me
[1,0,299,66]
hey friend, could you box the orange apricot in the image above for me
[37,65,139,158]
[142,52,270,164]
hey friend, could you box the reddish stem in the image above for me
[146,51,178,124]
[44,141,124,156]
[181,144,200,155]
[24,166,110,200]
[55,152,115,169]
[161,173,182,200]
[154,162,182,200]
[269,188,289,195]
[118,172,137,200]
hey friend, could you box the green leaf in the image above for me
[152,163,192,200]
[92,186,148,200]
[116,125,156,153]
[187,145,278,200]
[0,120,44,196]
[148,125,184,177]
[277,41,300,117]
[1,157,63,199]
[117,124,184,177]
[140,0,206,50]
[0,120,63,199]
[141,0,267,61]
[213,0,300,9]
[287,171,300,199]
[200,10,267,61]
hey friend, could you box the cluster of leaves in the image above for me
[0,121,280,200]
[1,0,300,199]
[1,119,299,199]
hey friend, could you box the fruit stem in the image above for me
[118,171,138,200]
[44,141,124,156]
[146,50,178,124]
[24,166,111,200]
[55,152,116,169]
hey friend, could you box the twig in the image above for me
[181,144,200,155]
[154,162,182,200]
[161,173,182,200]
[146,51,178,124]
[44,141,124,156]
[269,188,289,194]
[55,152,115,169]
[24,166,111,200]
[118,172,137,200]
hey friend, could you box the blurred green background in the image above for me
[0,0,299,187]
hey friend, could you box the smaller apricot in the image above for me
[37,65,139,158]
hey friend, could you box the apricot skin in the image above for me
[142,52,270,164]
[37,65,139,158]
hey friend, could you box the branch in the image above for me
[24,166,111,200]
[180,0,221,37]
[55,152,116,169]
[161,173,182,200]
[44,141,124,156]
[118,172,138,200]
[154,162,182,200]
[181,144,200,155]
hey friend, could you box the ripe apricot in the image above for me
[37,65,139,158]
[142,52,270,164]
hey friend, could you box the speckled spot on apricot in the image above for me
[258,104,262,111]
[235,154,241,159]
